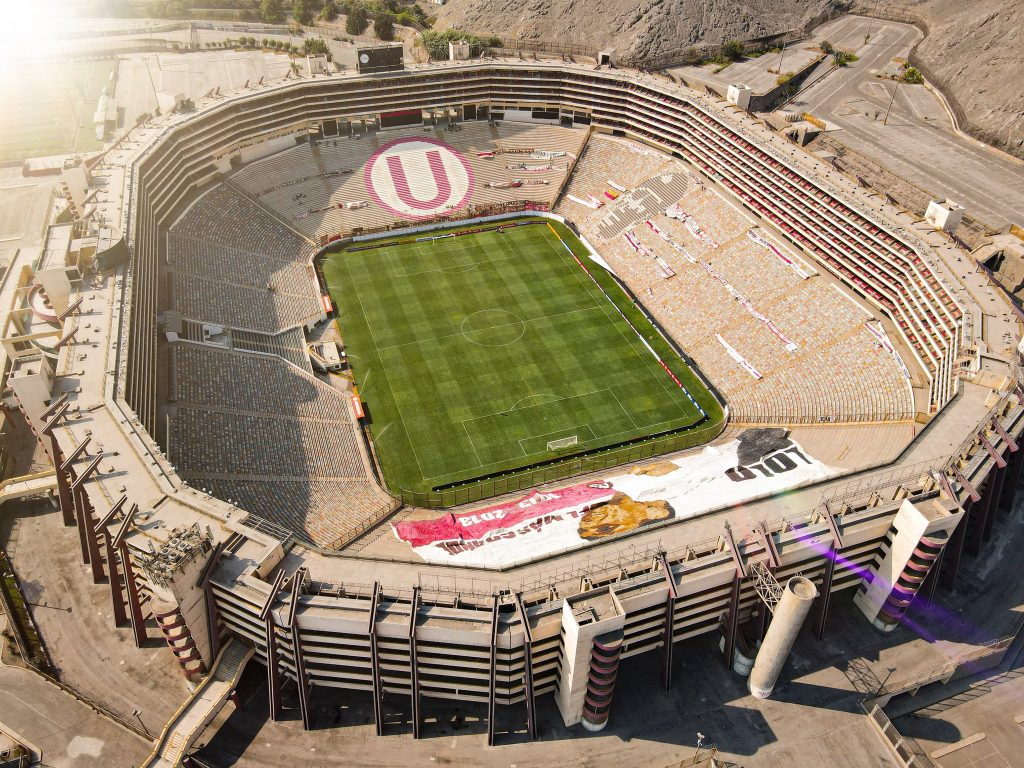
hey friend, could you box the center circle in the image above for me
[461,309,526,347]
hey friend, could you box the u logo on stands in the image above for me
[365,137,475,219]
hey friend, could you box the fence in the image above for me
[397,418,727,508]
[483,36,594,60]
[864,703,937,768]
[875,628,1020,700]
[319,201,552,246]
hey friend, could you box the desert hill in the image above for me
[424,0,1023,158]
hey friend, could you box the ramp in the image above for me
[0,471,57,504]
[143,638,254,768]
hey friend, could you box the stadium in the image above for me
[9,52,1024,761]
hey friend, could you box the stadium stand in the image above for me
[557,142,916,425]
[166,186,322,335]
[166,342,393,546]
[232,327,311,372]
[558,134,676,222]
[119,63,964,447]
[229,123,588,241]
[665,101,960,394]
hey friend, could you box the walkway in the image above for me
[0,471,57,504]
[143,639,254,768]
[0,614,150,767]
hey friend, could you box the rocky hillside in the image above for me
[425,0,1022,158]
[908,0,1024,159]
[426,0,841,61]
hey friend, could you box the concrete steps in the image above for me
[142,638,254,768]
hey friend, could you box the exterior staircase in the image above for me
[142,638,254,768]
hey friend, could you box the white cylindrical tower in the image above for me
[748,576,817,699]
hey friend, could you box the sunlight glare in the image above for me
[0,1,77,67]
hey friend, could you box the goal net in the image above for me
[547,435,578,451]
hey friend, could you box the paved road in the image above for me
[4,503,190,728]
[896,666,1024,768]
[788,15,1024,229]
[0,617,151,767]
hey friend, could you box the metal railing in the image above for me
[238,513,295,550]
[876,629,1019,699]
[731,409,916,426]
[864,703,937,768]
[659,745,722,768]
[483,36,594,60]
[318,500,401,553]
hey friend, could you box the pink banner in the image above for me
[747,229,812,279]
[394,481,616,547]
[624,232,650,255]
[665,205,719,248]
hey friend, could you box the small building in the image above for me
[306,54,330,76]
[449,41,471,61]
[925,198,965,234]
[156,90,187,116]
[0,730,31,768]
[309,341,345,372]
[93,90,118,141]
[8,355,55,427]
[727,84,753,111]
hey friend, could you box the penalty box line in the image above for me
[518,424,598,455]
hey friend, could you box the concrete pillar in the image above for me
[939,498,970,591]
[555,587,625,728]
[983,463,1007,542]
[998,450,1024,515]
[515,592,538,741]
[368,582,383,736]
[748,576,817,699]
[265,617,282,721]
[120,542,148,647]
[966,476,993,557]
[104,531,127,626]
[486,597,500,747]
[855,498,963,632]
[408,587,421,739]
[46,432,75,526]
[814,546,837,640]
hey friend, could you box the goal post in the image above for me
[547,435,578,451]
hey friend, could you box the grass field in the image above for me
[322,218,722,496]
[0,58,114,161]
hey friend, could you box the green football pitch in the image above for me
[322,219,722,496]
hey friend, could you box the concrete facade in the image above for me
[854,497,963,631]
[4,57,1023,757]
